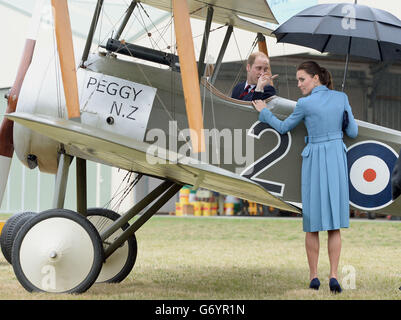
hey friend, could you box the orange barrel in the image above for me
[202,201,211,216]
[211,202,218,216]
[224,202,234,215]
[194,201,202,216]
[179,187,190,204]
[175,202,182,216]
[249,202,257,215]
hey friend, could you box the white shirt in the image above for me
[244,82,256,91]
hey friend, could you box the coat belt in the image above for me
[305,131,343,144]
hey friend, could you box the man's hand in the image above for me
[255,74,278,91]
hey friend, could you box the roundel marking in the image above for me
[349,155,389,196]
[363,168,376,182]
[347,141,398,211]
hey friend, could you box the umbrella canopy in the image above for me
[273,3,401,62]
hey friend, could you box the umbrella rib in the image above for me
[321,34,332,53]
[372,20,384,61]
[311,15,328,35]
[372,19,381,41]
[377,40,383,61]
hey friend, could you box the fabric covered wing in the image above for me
[140,0,277,35]
[7,112,299,213]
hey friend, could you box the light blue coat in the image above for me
[259,85,358,232]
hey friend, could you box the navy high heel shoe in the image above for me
[329,278,342,293]
[309,278,320,290]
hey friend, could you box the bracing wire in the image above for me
[89,172,143,231]
[227,32,258,96]
[138,2,171,50]
[93,2,261,159]
[105,3,194,152]
[50,10,63,118]
[102,171,143,212]
[282,43,291,99]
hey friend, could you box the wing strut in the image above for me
[51,0,81,121]
[210,25,233,85]
[257,32,274,86]
[172,0,205,153]
[114,1,137,41]
[81,0,104,66]
[197,5,214,80]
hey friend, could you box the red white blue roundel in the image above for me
[347,141,398,211]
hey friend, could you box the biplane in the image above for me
[1,0,401,293]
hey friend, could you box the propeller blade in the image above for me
[0,0,44,205]
[51,0,81,121]
[172,0,205,153]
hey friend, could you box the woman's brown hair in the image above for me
[297,61,334,90]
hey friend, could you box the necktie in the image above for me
[239,85,252,99]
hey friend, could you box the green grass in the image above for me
[0,213,12,220]
[1,215,401,300]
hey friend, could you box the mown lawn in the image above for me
[0,215,401,300]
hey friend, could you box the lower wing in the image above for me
[7,112,300,214]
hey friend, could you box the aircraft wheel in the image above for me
[0,211,36,264]
[87,208,137,283]
[11,209,104,293]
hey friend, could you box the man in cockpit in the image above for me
[231,52,277,101]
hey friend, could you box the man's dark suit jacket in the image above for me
[231,81,276,101]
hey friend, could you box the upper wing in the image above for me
[140,0,278,35]
[7,112,300,214]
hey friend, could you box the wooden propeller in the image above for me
[0,0,45,205]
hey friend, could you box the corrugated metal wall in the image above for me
[216,55,401,133]
[373,71,401,130]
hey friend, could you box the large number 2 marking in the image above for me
[240,121,291,197]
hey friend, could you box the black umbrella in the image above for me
[273,1,401,91]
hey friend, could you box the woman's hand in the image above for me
[252,100,267,112]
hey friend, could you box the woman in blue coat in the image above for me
[253,61,358,293]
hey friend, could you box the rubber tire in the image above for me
[86,207,137,283]
[11,209,104,294]
[0,212,35,264]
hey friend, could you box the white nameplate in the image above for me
[78,69,157,141]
